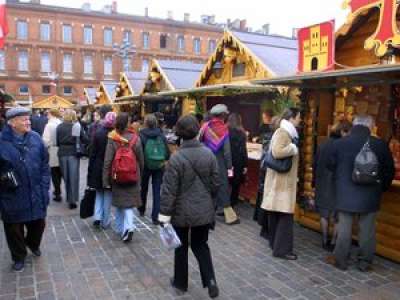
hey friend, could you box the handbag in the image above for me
[75,136,89,158]
[0,170,19,190]
[264,150,292,173]
[79,188,96,219]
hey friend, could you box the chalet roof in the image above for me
[156,60,204,90]
[32,95,74,109]
[84,87,97,105]
[124,72,147,95]
[231,30,298,77]
[101,81,118,102]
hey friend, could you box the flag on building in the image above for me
[0,0,8,48]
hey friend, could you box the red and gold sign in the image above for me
[298,20,335,72]
[344,0,400,56]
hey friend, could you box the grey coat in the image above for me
[103,132,144,208]
[160,139,220,227]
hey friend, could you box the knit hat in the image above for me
[103,111,116,128]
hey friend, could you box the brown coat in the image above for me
[102,132,144,208]
[261,127,299,214]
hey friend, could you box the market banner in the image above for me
[0,0,8,48]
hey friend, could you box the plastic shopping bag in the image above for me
[159,224,182,250]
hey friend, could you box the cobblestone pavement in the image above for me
[0,162,399,299]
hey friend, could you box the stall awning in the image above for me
[252,64,400,89]
[158,84,276,98]
[114,94,175,105]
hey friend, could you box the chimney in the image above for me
[31,0,41,4]
[184,13,190,22]
[209,15,216,25]
[239,19,247,31]
[167,11,173,20]
[292,28,298,39]
[262,23,270,35]
[111,1,117,13]
[145,7,149,17]
[81,2,91,12]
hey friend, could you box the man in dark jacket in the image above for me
[31,109,48,136]
[0,107,50,272]
[327,115,394,271]
[139,114,170,224]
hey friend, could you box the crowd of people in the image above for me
[0,102,395,297]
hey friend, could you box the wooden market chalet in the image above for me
[254,0,400,262]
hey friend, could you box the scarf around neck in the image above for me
[280,119,299,139]
[201,118,229,153]
[108,128,136,144]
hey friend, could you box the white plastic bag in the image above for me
[159,224,181,250]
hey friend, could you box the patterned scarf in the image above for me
[108,128,136,144]
[201,118,229,153]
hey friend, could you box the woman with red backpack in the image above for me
[103,113,144,242]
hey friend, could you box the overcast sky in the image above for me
[40,0,348,37]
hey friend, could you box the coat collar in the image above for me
[180,139,201,149]
[350,125,371,137]
[0,125,32,145]
[280,119,299,139]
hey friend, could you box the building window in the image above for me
[177,35,185,52]
[142,59,149,72]
[42,85,51,95]
[63,86,72,96]
[63,25,72,43]
[193,38,201,54]
[41,52,51,73]
[104,28,113,46]
[19,84,29,95]
[160,34,167,49]
[84,55,93,74]
[40,22,51,41]
[123,30,131,44]
[142,32,149,49]
[17,21,28,40]
[63,53,72,73]
[18,51,29,72]
[0,50,5,71]
[208,40,216,54]
[104,56,112,75]
[83,26,93,45]
[232,63,246,77]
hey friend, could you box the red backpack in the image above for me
[111,134,139,185]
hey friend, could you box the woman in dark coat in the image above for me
[228,113,248,207]
[89,112,116,229]
[313,120,352,251]
[103,113,144,243]
[159,115,220,298]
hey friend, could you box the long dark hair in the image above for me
[228,113,245,132]
[281,107,301,121]
[115,112,129,134]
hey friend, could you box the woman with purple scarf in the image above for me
[200,104,240,225]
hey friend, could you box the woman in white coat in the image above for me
[42,108,62,202]
[261,107,302,260]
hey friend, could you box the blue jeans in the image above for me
[94,189,112,228]
[114,208,136,237]
[140,168,163,221]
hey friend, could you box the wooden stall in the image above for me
[196,29,298,204]
[83,88,97,107]
[254,1,400,262]
[141,59,204,115]
[32,95,74,109]
[113,72,147,114]
[95,81,118,106]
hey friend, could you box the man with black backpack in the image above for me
[326,115,394,272]
[139,114,170,224]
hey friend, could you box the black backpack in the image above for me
[352,139,380,185]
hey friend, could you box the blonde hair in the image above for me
[63,109,77,122]
[48,108,61,119]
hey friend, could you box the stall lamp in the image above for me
[213,61,223,78]
[383,47,396,65]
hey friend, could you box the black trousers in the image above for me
[51,166,62,197]
[268,212,294,257]
[230,170,243,207]
[173,225,216,290]
[3,219,46,262]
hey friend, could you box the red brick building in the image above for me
[0,0,222,105]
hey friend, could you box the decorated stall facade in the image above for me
[255,0,400,262]
[113,71,147,114]
[32,95,74,109]
[95,81,118,106]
